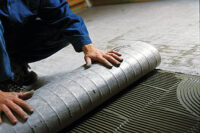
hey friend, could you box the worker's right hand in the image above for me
[0,90,34,124]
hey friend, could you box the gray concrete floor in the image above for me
[30,0,199,87]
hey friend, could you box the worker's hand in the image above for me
[0,90,34,124]
[82,44,123,68]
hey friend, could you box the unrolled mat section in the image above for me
[0,42,161,133]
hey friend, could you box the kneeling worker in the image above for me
[0,0,123,124]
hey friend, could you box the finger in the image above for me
[103,54,120,66]
[85,56,92,67]
[18,90,34,100]
[2,105,17,124]
[7,100,28,120]
[98,57,113,68]
[13,98,34,113]
[108,50,122,56]
[108,53,123,62]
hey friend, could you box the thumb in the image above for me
[18,90,34,100]
[85,56,92,68]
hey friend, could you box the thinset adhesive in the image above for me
[67,70,200,133]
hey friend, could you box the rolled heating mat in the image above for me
[0,42,161,133]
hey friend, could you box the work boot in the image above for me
[0,79,26,92]
[11,61,38,86]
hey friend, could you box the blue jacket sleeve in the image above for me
[39,0,92,52]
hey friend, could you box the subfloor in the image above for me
[30,0,199,83]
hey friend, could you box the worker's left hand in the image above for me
[82,44,123,68]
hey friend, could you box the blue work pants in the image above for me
[0,20,69,82]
